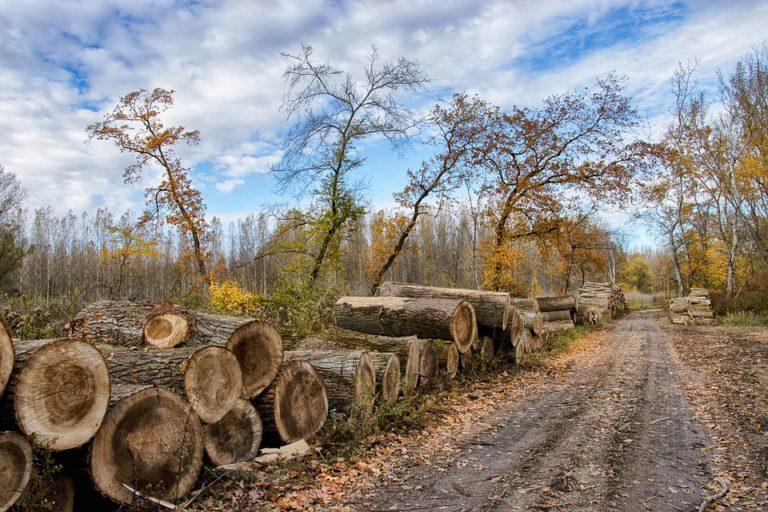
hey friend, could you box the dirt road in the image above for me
[358,312,715,511]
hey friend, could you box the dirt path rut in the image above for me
[359,312,712,511]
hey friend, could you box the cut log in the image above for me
[97,345,242,424]
[535,296,576,312]
[540,310,573,322]
[0,318,12,400]
[16,471,75,512]
[203,399,262,466]
[283,350,376,414]
[510,298,535,310]
[68,301,283,398]
[368,352,400,403]
[522,311,544,336]
[479,336,495,362]
[514,331,527,364]
[89,384,203,505]
[0,431,33,512]
[403,337,421,395]
[418,340,438,387]
[541,320,575,334]
[143,313,188,348]
[11,339,110,451]
[254,361,328,445]
[333,296,477,353]
[376,281,510,333]
[435,342,459,380]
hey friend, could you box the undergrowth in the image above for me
[715,310,768,327]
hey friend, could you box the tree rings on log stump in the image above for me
[437,342,459,379]
[256,361,328,444]
[0,431,32,512]
[90,385,203,505]
[203,399,262,466]
[226,321,283,399]
[143,313,188,348]
[371,353,400,403]
[418,340,438,386]
[402,338,421,395]
[0,319,12,399]
[185,346,243,424]
[354,351,376,414]
[14,340,110,451]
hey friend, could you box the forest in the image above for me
[1,44,767,335]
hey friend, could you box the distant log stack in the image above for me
[667,288,713,325]
[68,301,283,398]
[333,296,477,353]
[535,296,576,334]
[576,282,627,323]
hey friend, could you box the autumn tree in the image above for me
[87,88,211,284]
[271,44,428,284]
[0,165,29,290]
[100,216,159,296]
[369,94,489,293]
[476,75,646,291]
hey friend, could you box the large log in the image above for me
[540,310,573,322]
[535,296,576,312]
[68,301,283,398]
[0,319,12,399]
[89,384,203,505]
[283,350,376,414]
[522,311,544,336]
[9,339,110,451]
[376,281,509,333]
[368,352,400,403]
[418,340,438,387]
[435,342,459,380]
[203,399,262,467]
[97,344,242,424]
[254,361,328,445]
[333,296,477,353]
[541,319,575,334]
[0,431,33,512]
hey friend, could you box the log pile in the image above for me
[535,296,576,334]
[575,282,627,323]
[668,288,714,325]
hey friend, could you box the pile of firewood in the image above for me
[575,282,628,323]
[668,288,714,325]
[533,296,576,334]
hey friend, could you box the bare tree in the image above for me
[272,44,429,283]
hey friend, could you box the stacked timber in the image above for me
[668,288,714,325]
[576,282,627,323]
[535,296,576,334]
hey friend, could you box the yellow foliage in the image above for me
[366,211,410,282]
[209,281,262,316]
[480,241,527,295]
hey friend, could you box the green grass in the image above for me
[715,311,768,327]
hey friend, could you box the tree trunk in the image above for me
[417,340,438,387]
[534,296,576,312]
[0,318,12,400]
[203,399,262,467]
[333,296,476,353]
[96,344,242,424]
[7,339,110,452]
[435,341,459,380]
[89,384,204,506]
[253,361,328,446]
[69,301,283,399]
[521,311,544,336]
[375,281,509,333]
[539,310,573,322]
[368,352,400,404]
[541,320,575,334]
[283,350,376,414]
[0,431,33,512]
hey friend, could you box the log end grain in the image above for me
[185,346,243,424]
[143,313,189,348]
[0,431,33,512]
[15,340,110,451]
[354,352,376,414]
[402,338,421,395]
[0,318,12,399]
[418,340,438,387]
[226,321,283,399]
[451,301,477,354]
[378,354,401,403]
[272,361,328,444]
[89,385,203,505]
[203,399,262,466]
[443,343,459,380]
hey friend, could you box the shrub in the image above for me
[209,281,264,317]
[262,279,337,335]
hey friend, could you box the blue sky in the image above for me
[1,0,767,246]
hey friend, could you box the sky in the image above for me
[1,0,767,247]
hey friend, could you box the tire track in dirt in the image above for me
[357,312,711,512]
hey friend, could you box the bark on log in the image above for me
[435,342,459,380]
[0,319,12,400]
[283,350,376,414]
[540,310,573,322]
[254,361,328,445]
[203,399,262,467]
[510,298,535,310]
[97,345,242,424]
[9,339,110,451]
[68,301,283,398]
[541,320,575,334]
[368,352,400,403]
[333,296,477,353]
[418,340,438,387]
[89,384,203,505]
[376,281,509,333]
[535,296,576,312]
[0,431,32,512]
[522,311,544,336]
